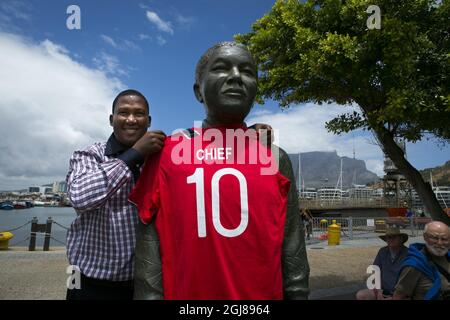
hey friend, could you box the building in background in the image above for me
[52,181,67,193]
[28,187,40,193]
[348,185,374,199]
[412,186,450,214]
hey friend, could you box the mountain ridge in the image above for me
[420,160,450,186]
[288,151,380,189]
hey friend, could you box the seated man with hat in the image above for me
[356,226,409,300]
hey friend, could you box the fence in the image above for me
[1,217,69,250]
[300,198,409,210]
[3,215,433,249]
[305,216,432,242]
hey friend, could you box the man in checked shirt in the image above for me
[65,89,166,300]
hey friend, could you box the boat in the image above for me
[0,201,14,210]
[33,200,45,207]
[13,201,28,209]
[43,201,59,207]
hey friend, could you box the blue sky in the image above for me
[0,0,448,190]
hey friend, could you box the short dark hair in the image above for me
[195,42,254,86]
[112,89,149,113]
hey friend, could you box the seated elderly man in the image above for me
[356,227,409,300]
[393,221,450,300]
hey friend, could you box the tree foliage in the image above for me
[236,0,450,142]
[237,0,450,222]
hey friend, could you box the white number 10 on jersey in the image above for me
[187,168,249,238]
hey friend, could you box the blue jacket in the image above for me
[399,243,450,300]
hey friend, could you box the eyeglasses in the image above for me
[425,233,450,243]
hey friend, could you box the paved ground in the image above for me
[0,236,425,300]
[0,248,68,300]
[308,235,424,299]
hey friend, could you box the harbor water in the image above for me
[0,207,76,248]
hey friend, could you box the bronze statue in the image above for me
[132,42,310,299]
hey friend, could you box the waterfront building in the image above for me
[299,188,317,200]
[348,186,374,199]
[317,188,343,201]
[52,181,68,193]
[28,187,40,193]
[411,186,450,214]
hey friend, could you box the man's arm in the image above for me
[67,146,133,212]
[277,147,310,299]
[133,220,163,300]
[373,248,382,266]
[392,267,419,300]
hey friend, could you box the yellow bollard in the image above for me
[375,220,386,233]
[0,232,14,250]
[327,220,341,246]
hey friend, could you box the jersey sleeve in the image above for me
[129,152,162,225]
[277,171,291,199]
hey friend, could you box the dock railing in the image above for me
[1,217,69,250]
[306,216,431,242]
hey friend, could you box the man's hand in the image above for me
[373,289,394,300]
[132,130,166,157]
[249,123,273,147]
[392,292,409,300]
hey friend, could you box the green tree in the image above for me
[236,0,450,224]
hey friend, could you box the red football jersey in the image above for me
[129,126,290,300]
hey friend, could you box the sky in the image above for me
[0,0,448,191]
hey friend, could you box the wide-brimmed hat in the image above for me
[379,227,409,244]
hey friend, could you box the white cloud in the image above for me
[100,34,140,51]
[92,52,129,77]
[156,35,166,46]
[0,1,31,21]
[138,33,151,41]
[123,39,140,51]
[139,3,150,10]
[100,34,118,48]
[0,32,125,190]
[146,11,174,35]
[0,0,31,32]
[247,103,385,176]
[175,14,196,28]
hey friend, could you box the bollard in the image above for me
[328,219,341,246]
[375,219,386,233]
[29,217,38,251]
[0,232,14,250]
[28,217,48,251]
[43,217,53,251]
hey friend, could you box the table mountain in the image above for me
[288,151,380,189]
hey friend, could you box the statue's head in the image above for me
[193,42,258,125]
